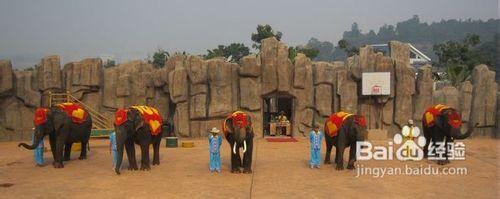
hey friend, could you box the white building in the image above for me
[369,43,432,68]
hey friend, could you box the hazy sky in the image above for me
[0,0,498,67]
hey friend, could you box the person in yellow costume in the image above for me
[401,119,421,159]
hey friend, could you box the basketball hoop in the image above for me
[362,72,390,96]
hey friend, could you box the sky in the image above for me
[0,0,498,68]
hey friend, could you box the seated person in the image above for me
[276,111,289,135]
[277,111,288,123]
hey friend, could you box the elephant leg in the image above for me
[335,130,346,170]
[334,146,345,170]
[49,135,57,162]
[79,140,88,160]
[423,127,432,158]
[347,142,357,170]
[125,139,138,170]
[152,137,160,165]
[139,142,151,171]
[242,139,253,174]
[63,143,72,161]
[442,137,452,165]
[324,137,333,164]
[230,143,241,173]
[433,135,447,165]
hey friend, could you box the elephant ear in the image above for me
[245,115,253,135]
[223,118,233,138]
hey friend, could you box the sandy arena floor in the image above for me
[0,137,498,199]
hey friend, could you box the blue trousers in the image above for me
[109,132,118,168]
[209,152,221,171]
[310,148,321,166]
[33,134,44,165]
[111,149,117,168]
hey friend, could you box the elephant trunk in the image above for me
[18,131,43,150]
[451,123,478,140]
[18,142,37,150]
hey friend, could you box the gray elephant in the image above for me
[323,112,368,170]
[113,106,163,175]
[18,103,92,168]
[223,111,254,174]
[422,104,478,165]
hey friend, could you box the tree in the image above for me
[288,46,319,62]
[204,43,250,62]
[103,60,116,68]
[311,16,499,61]
[23,67,34,71]
[338,39,359,57]
[288,47,297,62]
[306,38,335,61]
[251,24,283,49]
[149,48,170,68]
[433,34,492,86]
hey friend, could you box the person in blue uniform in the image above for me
[309,125,323,169]
[33,133,44,166]
[208,127,222,173]
[109,131,118,169]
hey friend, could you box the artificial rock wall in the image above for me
[0,38,498,141]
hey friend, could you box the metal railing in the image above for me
[48,91,113,130]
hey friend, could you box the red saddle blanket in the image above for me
[222,111,250,137]
[57,103,88,124]
[423,104,461,128]
[325,112,366,137]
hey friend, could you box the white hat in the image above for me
[210,127,220,133]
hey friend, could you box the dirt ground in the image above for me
[0,137,498,199]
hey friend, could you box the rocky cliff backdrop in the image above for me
[0,38,498,141]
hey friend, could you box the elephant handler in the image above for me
[109,131,118,169]
[309,125,323,169]
[32,132,44,166]
[208,127,222,173]
[401,119,421,159]
[401,119,420,142]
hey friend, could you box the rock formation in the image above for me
[0,39,497,141]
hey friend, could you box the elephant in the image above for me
[114,106,163,175]
[223,111,254,174]
[18,106,92,168]
[323,112,368,170]
[422,105,478,165]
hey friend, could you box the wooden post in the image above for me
[48,91,52,107]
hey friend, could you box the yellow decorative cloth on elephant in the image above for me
[56,103,88,124]
[222,111,250,137]
[130,106,163,135]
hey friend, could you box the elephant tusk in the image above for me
[233,143,237,154]
[243,140,247,153]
